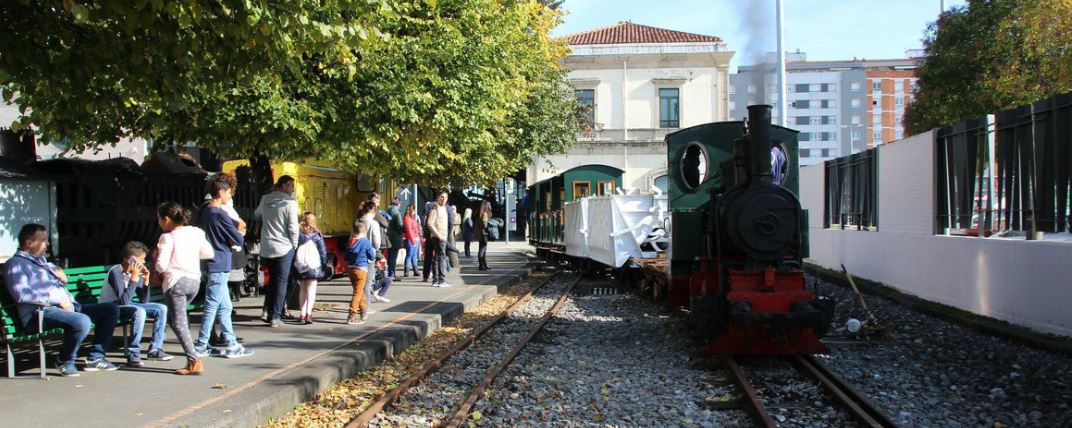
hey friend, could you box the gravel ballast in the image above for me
[814,273,1072,427]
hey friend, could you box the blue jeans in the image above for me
[263,249,296,320]
[35,303,119,364]
[387,247,401,278]
[118,302,168,356]
[373,276,392,296]
[196,272,236,349]
[404,240,419,270]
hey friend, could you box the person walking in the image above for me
[421,201,436,281]
[196,174,254,358]
[385,198,404,281]
[344,222,375,324]
[295,212,328,325]
[461,208,474,258]
[476,200,492,271]
[426,190,451,287]
[255,175,299,328]
[402,204,421,278]
[448,205,461,269]
[154,202,215,374]
[357,201,384,312]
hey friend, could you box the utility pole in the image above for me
[776,0,787,127]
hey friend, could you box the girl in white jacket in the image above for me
[155,202,214,375]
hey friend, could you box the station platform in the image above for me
[0,241,535,428]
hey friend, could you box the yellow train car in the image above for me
[222,159,397,275]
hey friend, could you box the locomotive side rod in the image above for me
[720,355,777,428]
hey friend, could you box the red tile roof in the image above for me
[564,21,722,45]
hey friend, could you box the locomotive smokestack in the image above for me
[746,104,773,184]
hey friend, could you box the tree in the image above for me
[0,0,578,185]
[905,0,1072,134]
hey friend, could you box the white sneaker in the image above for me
[378,296,391,303]
[438,282,452,288]
[432,283,441,287]
[371,294,383,303]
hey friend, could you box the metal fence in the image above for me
[936,92,1071,237]
[824,148,878,230]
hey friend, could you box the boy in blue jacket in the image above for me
[345,222,375,324]
[100,241,173,367]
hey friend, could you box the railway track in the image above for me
[722,354,898,428]
[345,272,579,428]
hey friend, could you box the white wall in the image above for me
[0,180,58,262]
[801,131,1072,337]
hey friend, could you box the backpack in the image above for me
[294,238,321,273]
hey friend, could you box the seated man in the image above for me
[3,223,120,376]
[100,241,174,367]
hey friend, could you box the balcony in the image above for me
[577,126,677,143]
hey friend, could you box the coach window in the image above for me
[597,181,615,196]
[680,143,708,190]
[573,182,591,199]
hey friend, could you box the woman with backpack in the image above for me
[294,212,328,325]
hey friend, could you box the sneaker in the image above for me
[270,319,283,328]
[57,360,80,377]
[377,296,392,303]
[210,335,245,347]
[222,345,255,359]
[438,282,452,288]
[370,294,383,303]
[432,282,441,287]
[147,349,175,361]
[194,347,212,358]
[84,358,119,372]
[346,314,363,325]
[127,354,144,368]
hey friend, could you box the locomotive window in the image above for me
[771,144,790,185]
[680,143,708,190]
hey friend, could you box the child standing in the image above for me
[154,202,214,375]
[345,222,375,325]
[295,212,328,324]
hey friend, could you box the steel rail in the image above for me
[720,355,778,428]
[790,354,899,428]
[442,275,581,428]
[344,272,564,428]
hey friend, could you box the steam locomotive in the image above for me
[529,105,834,354]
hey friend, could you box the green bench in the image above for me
[1,264,201,378]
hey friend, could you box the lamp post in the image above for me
[840,124,865,156]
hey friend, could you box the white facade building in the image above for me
[528,22,734,193]
[1,101,149,163]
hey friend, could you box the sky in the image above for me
[551,0,968,70]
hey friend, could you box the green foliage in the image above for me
[905,0,1072,134]
[0,0,578,185]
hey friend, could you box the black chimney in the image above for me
[746,105,772,184]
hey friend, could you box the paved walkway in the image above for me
[0,242,535,428]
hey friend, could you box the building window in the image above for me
[895,97,904,107]
[747,84,757,94]
[822,148,832,157]
[795,100,811,109]
[851,115,861,124]
[729,85,736,95]
[810,117,822,125]
[799,132,811,142]
[851,82,861,91]
[653,175,668,194]
[851,98,861,108]
[873,130,882,141]
[729,101,736,111]
[794,84,809,93]
[796,116,810,125]
[575,89,595,128]
[821,116,836,125]
[659,88,680,128]
[800,149,810,158]
[851,130,861,141]
[872,80,882,91]
[597,181,616,196]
